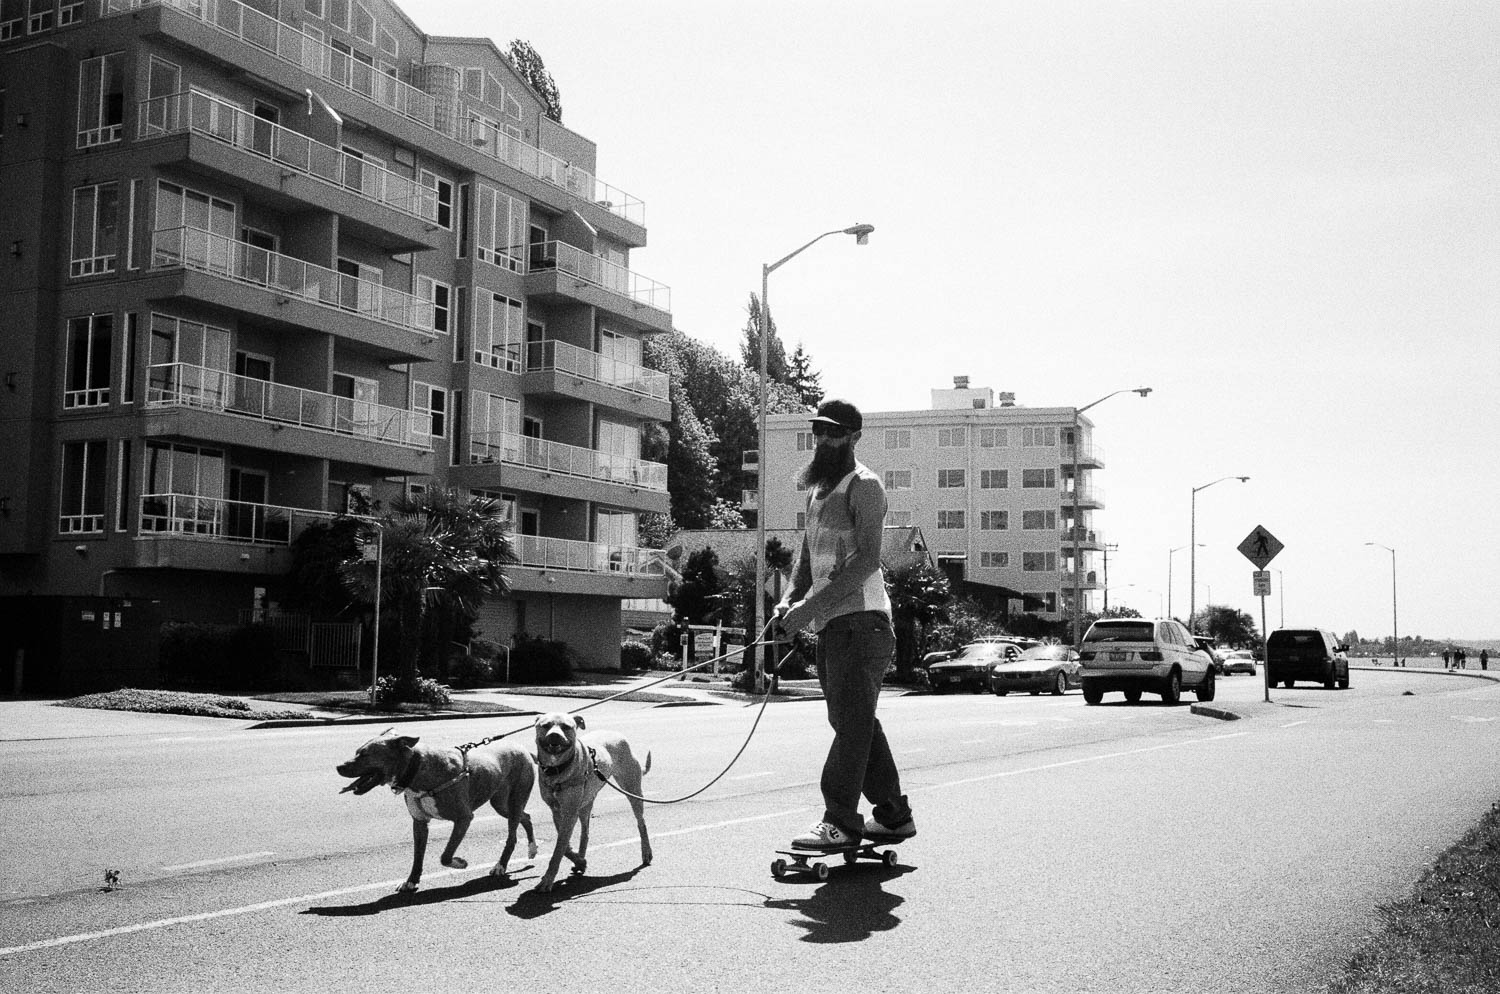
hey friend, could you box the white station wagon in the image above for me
[1078,618,1216,705]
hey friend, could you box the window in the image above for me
[1022,468,1056,489]
[474,184,526,272]
[885,429,911,449]
[980,469,1008,489]
[154,181,236,271]
[795,511,807,529]
[474,290,523,370]
[304,0,325,17]
[456,183,470,258]
[77,53,125,148]
[937,510,965,529]
[115,439,132,531]
[795,431,815,451]
[980,551,1008,568]
[1,0,22,39]
[420,170,453,229]
[1028,591,1059,613]
[470,392,520,464]
[417,275,450,333]
[71,182,120,277]
[1022,509,1057,530]
[1022,551,1058,572]
[1022,426,1057,447]
[60,440,107,534]
[148,313,231,404]
[980,510,1007,530]
[937,469,965,489]
[125,180,140,270]
[64,314,112,409]
[884,469,911,491]
[412,383,446,440]
[328,0,349,30]
[351,1,374,43]
[27,0,52,33]
[888,510,911,527]
[379,26,398,58]
[121,313,137,404]
[937,427,966,447]
[980,427,1007,448]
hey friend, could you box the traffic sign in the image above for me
[1252,570,1271,597]
[1238,525,1283,570]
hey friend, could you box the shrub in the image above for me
[160,622,278,691]
[508,637,572,684]
[447,653,494,688]
[375,673,452,708]
[620,640,653,673]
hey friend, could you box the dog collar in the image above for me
[539,746,607,784]
[393,747,469,797]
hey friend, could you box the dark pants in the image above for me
[814,612,909,836]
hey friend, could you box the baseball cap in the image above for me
[809,399,862,432]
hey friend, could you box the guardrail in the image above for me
[512,534,664,576]
[138,90,438,223]
[529,240,671,314]
[523,339,669,402]
[469,430,667,491]
[146,362,430,448]
[150,226,437,337]
[139,492,339,545]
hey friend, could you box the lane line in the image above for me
[920,731,1250,792]
[728,772,777,781]
[1280,721,1308,729]
[160,852,276,872]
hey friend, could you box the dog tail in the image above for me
[643,750,651,777]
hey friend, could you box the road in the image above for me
[2,668,1499,993]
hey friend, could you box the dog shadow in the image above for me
[302,871,526,917]
[762,864,910,943]
[503,865,646,920]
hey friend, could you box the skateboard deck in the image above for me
[771,836,906,880]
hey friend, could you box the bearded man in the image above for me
[774,399,916,850]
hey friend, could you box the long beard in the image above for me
[798,444,855,494]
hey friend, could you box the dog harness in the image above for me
[539,745,609,787]
[393,747,470,821]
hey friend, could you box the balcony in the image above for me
[144,362,431,474]
[1061,526,1105,551]
[134,492,339,572]
[1062,440,1106,469]
[1061,570,1102,590]
[1061,483,1105,509]
[507,535,669,597]
[526,241,672,333]
[520,340,670,420]
[463,431,668,513]
[148,227,439,363]
[104,0,646,232]
[137,91,439,252]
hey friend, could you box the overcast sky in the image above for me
[401,0,1499,643]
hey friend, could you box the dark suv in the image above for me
[1266,628,1350,689]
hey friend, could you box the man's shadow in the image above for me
[763,865,910,943]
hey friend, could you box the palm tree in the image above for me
[341,490,515,688]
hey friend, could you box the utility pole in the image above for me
[1102,543,1118,613]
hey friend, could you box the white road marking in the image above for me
[962,739,988,745]
[1452,716,1498,723]
[160,852,276,872]
[728,771,778,781]
[897,748,927,755]
[923,731,1250,792]
[1280,721,1308,729]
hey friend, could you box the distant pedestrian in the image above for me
[1457,647,1468,669]
[1481,649,1490,671]
[1442,648,1451,668]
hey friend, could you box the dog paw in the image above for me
[535,876,557,892]
[441,856,468,870]
[488,863,509,878]
[397,881,419,894]
[527,843,539,859]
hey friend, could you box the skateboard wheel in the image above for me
[843,849,858,865]
[814,862,829,881]
[772,859,788,879]
[882,850,898,867]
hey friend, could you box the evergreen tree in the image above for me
[506,40,562,123]
[788,341,824,407]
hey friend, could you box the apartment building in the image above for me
[762,378,1106,622]
[0,0,671,683]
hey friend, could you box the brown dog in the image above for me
[336,731,537,893]
[533,713,652,892]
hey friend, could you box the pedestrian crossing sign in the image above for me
[1238,525,1283,570]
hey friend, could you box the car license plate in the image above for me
[1109,651,1128,662]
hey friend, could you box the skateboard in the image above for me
[771,836,904,880]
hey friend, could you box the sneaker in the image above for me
[863,814,916,839]
[790,821,857,850]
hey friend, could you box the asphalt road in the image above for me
[3,667,1499,994]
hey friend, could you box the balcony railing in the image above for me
[1062,483,1105,505]
[528,241,671,314]
[146,362,430,449]
[469,431,667,492]
[137,91,438,223]
[150,226,437,337]
[103,0,645,225]
[523,339,669,402]
[1062,440,1106,465]
[1062,526,1103,545]
[512,534,664,576]
[139,492,338,546]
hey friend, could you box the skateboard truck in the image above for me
[771,838,903,880]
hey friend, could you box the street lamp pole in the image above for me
[1167,543,1204,621]
[754,223,873,690]
[1274,567,1284,627]
[1189,475,1249,633]
[1069,388,1151,644]
[1365,542,1398,667]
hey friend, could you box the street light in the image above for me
[1365,542,1398,667]
[753,223,874,690]
[1189,475,1249,633]
[1166,543,1204,621]
[1069,388,1151,644]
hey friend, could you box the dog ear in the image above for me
[393,735,420,750]
[573,715,586,731]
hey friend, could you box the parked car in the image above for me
[1266,628,1350,689]
[922,636,1038,669]
[989,644,1082,696]
[1220,649,1258,675]
[927,641,1030,693]
[1193,636,1225,674]
[1078,617,1216,705]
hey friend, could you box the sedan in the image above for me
[989,644,1082,696]
[1220,649,1258,675]
[927,642,1026,693]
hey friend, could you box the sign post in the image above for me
[1238,525,1283,703]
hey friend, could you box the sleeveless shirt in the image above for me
[804,463,891,632]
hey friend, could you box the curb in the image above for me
[249,709,543,730]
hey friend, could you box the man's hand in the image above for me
[778,601,810,636]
